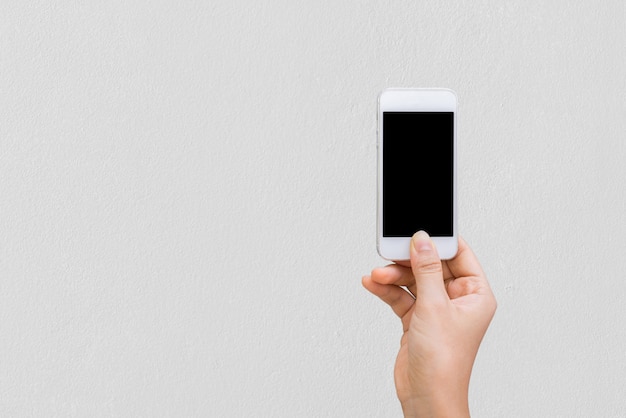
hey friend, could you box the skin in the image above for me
[362,231,497,417]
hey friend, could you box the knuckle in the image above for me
[415,258,443,275]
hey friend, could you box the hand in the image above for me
[362,231,496,417]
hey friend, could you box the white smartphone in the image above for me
[377,88,458,261]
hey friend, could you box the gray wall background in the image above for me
[2,1,625,417]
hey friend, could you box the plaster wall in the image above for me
[1,1,625,416]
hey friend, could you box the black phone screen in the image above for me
[382,112,453,237]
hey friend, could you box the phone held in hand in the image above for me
[377,88,458,261]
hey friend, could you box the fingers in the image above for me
[370,264,417,297]
[443,236,495,311]
[410,231,448,304]
[362,275,414,329]
[371,261,453,293]
[443,236,486,280]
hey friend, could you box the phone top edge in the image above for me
[379,88,457,110]
[380,87,456,92]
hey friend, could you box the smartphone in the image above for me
[377,88,458,261]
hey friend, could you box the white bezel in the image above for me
[377,88,458,261]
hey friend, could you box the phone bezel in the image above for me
[377,88,458,261]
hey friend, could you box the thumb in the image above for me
[410,231,448,304]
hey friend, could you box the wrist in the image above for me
[400,388,469,418]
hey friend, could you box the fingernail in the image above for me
[412,230,433,252]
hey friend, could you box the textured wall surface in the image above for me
[1,1,625,416]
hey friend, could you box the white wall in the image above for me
[2,1,625,416]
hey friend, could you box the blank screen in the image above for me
[382,112,453,237]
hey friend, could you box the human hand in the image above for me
[362,231,496,417]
